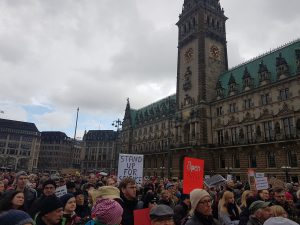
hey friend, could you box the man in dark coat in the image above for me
[174,194,191,225]
[119,177,138,225]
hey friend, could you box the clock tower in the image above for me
[175,0,228,146]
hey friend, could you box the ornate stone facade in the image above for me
[121,0,300,182]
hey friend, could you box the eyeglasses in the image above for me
[199,199,212,205]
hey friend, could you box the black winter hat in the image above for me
[59,193,75,207]
[40,195,63,216]
[42,179,57,189]
[0,209,34,225]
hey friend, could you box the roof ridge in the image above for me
[228,38,300,72]
[136,94,176,111]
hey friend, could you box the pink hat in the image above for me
[92,199,123,225]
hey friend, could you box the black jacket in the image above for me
[120,194,138,225]
[174,202,190,225]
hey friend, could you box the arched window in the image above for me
[288,150,298,167]
[267,152,276,168]
[219,154,225,168]
[249,153,257,168]
[232,153,240,168]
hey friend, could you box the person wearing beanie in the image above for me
[14,171,37,211]
[0,209,35,225]
[263,217,299,225]
[59,193,82,225]
[74,189,91,220]
[88,198,123,225]
[29,179,57,218]
[186,189,220,225]
[34,195,63,225]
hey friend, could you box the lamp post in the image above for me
[112,119,122,173]
[281,166,291,183]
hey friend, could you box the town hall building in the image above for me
[121,0,300,181]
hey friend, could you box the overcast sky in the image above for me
[0,0,300,139]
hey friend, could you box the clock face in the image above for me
[210,45,220,59]
[184,48,194,63]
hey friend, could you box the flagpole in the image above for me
[74,107,79,140]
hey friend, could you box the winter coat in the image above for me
[218,212,239,225]
[119,194,138,225]
[185,212,220,225]
[174,202,190,225]
[246,217,263,225]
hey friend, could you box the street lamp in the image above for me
[281,166,291,182]
[112,119,122,173]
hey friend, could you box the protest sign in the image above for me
[227,174,232,181]
[204,174,226,187]
[55,185,67,197]
[183,157,204,194]
[256,177,269,190]
[117,154,144,185]
[134,208,151,225]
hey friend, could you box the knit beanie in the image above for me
[92,199,123,225]
[263,217,299,225]
[42,179,57,189]
[59,193,75,208]
[190,189,210,215]
[0,209,34,225]
[40,195,63,216]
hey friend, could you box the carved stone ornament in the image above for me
[183,66,192,91]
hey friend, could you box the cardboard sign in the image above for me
[256,177,269,190]
[117,154,144,185]
[134,208,151,225]
[183,157,204,194]
[55,185,67,197]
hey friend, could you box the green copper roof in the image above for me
[217,39,300,98]
[130,94,176,128]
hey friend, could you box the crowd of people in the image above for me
[1,170,300,225]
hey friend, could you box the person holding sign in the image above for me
[186,189,220,225]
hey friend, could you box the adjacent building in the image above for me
[121,0,300,181]
[0,118,41,171]
[38,131,74,171]
[82,130,117,173]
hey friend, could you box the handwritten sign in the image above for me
[55,185,67,198]
[256,177,269,190]
[183,157,204,194]
[117,154,144,185]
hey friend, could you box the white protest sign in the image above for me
[255,177,269,190]
[55,185,67,197]
[255,173,264,178]
[227,174,232,181]
[117,154,144,185]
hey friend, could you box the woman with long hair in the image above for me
[240,190,254,210]
[218,191,241,225]
[0,190,25,212]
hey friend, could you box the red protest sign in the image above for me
[134,208,151,225]
[183,157,204,194]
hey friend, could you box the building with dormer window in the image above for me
[121,0,300,182]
